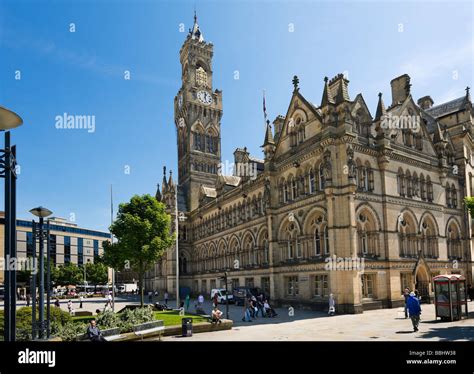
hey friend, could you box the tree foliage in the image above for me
[102,194,174,306]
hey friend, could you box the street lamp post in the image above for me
[30,206,53,340]
[0,105,23,342]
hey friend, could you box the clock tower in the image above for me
[175,12,223,212]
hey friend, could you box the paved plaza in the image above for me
[2,296,473,341]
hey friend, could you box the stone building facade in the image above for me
[144,15,474,313]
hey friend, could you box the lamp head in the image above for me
[0,106,23,130]
[29,206,53,218]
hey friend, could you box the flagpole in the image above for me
[110,184,115,311]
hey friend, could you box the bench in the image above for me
[76,327,123,342]
[200,314,212,322]
[132,320,165,340]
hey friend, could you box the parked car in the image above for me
[210,288,234,304]
[232,287,260,306]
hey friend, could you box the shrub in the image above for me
[96,310,120,329]
[56,322,87,341]
[0,306,72,341]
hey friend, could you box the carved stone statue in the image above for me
[323,150,332,181]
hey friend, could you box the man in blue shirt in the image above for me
[407,292,422,332]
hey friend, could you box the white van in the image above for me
[210,288,234,304]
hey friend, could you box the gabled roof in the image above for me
[426,95,470,118]
[218,175,241,187]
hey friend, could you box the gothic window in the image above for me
[291,177,298,200]
[195,66,208,87]
[412,173,419,197]
[324,226,330,255]
[406,171,412,197]
[309,168,316,194]
[427,177,433,202]
[397,169,405,196]
[357,211,379,257]
[446,184,452,207]
[451,184,457,208]
[447,222,461,259]
[319,164,325,190]
[313,228,321,256]
[287,232,294,259]
[398,214,417,257]
[420,175,426,200]
[283,183,289,203]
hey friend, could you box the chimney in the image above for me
[390,74,411,106]
[417,95,434,110]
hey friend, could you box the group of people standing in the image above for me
[242,293,277,322]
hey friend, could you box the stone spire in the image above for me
[168,169,175,190]
[374,92,387,121]
[466,86,471,102]
[189,10,204,42]
[321,76,332,106]
[263,120,275,146]
[155,183,162,202]
[162,166,168,193]
[262,120,276,161]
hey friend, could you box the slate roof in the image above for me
[425,96,469,118]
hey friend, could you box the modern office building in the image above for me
[0,212,110,285]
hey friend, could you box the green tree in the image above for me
[464,197,474,218]
[56,263,83,286]
[84,261,108,285]
[102,194,174,306]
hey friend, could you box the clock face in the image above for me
[197,90,212,105]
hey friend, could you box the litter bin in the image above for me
[182,318,193,337]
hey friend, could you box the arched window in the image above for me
[447,222,461,259]
[324,226,330,255]
[420,174,426,200]
[313,228,321,256]
[319,164,325,190]
[287,232,294,259]
[283,183,289,203]
[398,169,406,196]
[451,184,457,208]
[427,177,433,201]
[309,168,315,194]
[291,177,298,200]
[357,211,379,257]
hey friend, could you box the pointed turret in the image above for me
[189,11,204,42]
[168,169,175,191]
[321,76,332,106]
[466,86,471,102]
[374,92,386,121]
[155,183,162,202]
[162,166,168,194]
[262,120,276,162]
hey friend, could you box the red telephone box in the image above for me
[433,274,468,321]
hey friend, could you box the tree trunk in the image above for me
[139,263,144,307]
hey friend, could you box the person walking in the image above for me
[242,297,252,322]
[26,294,30,307]
[403,287,410,318]
[148,291,153,303]
[54,298,60,308]
[79,295,84,309]
[407,291,422,332]
[164,291,169,305]
[328,293,336,316]
[212,292,219,308]
[185,293,190,312]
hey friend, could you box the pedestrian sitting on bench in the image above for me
[211,307,223,324]
[87,320,106,342]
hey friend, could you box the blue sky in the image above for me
[0,0,472,232]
